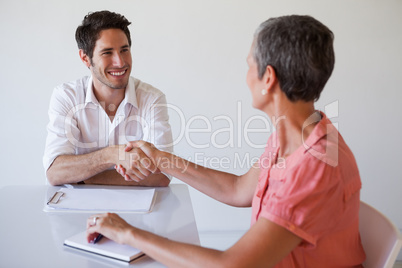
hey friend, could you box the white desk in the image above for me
[0,184,199,267]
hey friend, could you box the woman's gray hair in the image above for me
[252,15,335,102]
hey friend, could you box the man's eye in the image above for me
[102,52,112,55]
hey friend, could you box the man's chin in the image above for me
[112,85,128,90]
[108,80,129,90]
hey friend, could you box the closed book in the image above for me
[64,231,144,262]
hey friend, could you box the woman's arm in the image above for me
[119,141,260,207]
[87,213,301,268]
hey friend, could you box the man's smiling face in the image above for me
[89,28,132,91]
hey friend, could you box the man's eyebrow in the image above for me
[99,45,130,53]
[99,48,113,53]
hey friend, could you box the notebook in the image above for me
[64,231,144,262]
[44,188,156,213]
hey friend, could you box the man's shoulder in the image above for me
[132,77,165,98]
[54,76,90,97]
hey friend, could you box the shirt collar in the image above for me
[84,76,138,109]
[302,111,337,152]
[85,76,99,106]
[124,77,138,109]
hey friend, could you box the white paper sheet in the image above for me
[45,188,156,212]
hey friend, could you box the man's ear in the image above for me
[262,65,278,92]
[79,49,91,68]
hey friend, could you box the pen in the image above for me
[93,234,104,244]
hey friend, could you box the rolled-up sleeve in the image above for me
[43,87,80,172]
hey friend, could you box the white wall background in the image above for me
[1,0,401,254]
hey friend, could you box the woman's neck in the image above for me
[271,99,318,159]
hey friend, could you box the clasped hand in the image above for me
[115,141,159,182]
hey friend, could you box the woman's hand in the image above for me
[86,213,135,245]
[125,140,160,159]
[115,141,161,180]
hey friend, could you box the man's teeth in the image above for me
[110,70,125,76]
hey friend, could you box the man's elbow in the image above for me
[150,174,170,187]
[46,168,61,186]
[160,177,171,187]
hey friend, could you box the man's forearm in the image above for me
[46,146,118,185]
[85,170,170,187]
[46,146,171,186]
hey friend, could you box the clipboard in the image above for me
[44,187,157,213]
[47,191,64,205]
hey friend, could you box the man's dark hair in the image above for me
[75,10,132,61]
[253,15,335,102]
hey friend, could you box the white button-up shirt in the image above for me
[43,76,173,172]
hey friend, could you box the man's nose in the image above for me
[112,52,124,67]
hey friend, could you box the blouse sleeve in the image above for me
[258,154,352,246]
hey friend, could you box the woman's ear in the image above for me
[262,65,277,92]
[79,49,91,69]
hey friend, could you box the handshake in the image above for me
[114,141,162,183]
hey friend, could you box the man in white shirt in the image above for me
[43,11,173,186]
